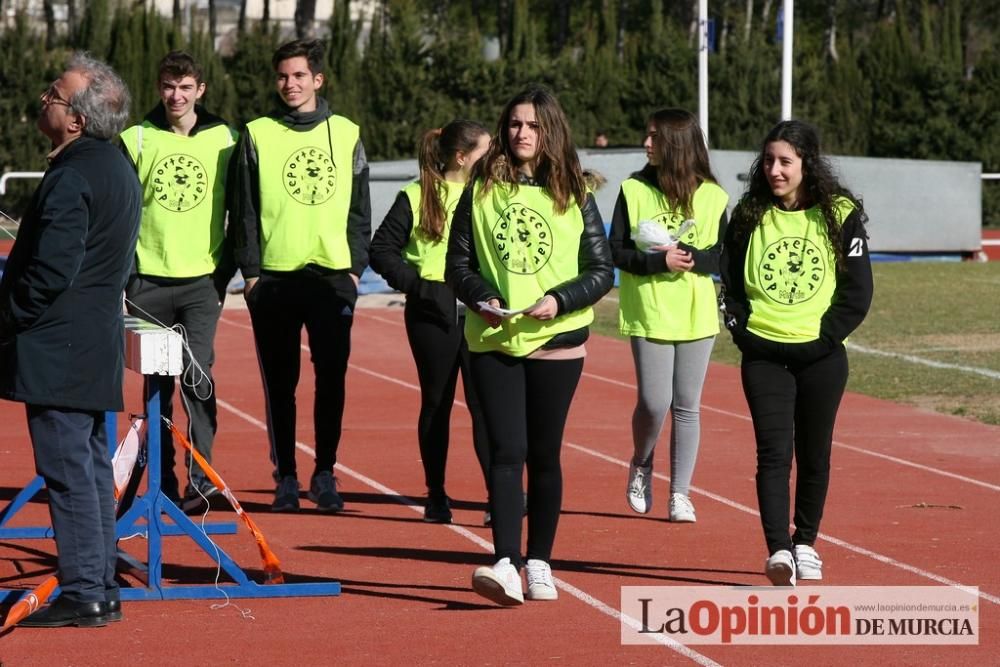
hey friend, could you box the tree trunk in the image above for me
[553,0,570,52]
[263,0,271,29]
[67,0,78,38]
[294,0,317,38]
[616,0,627,58]
[744,0,753,42]
[760,0,773,35]
[43,0,56,49]
[689,0,698,44]
[208,0,217,43]
[827,2,839,61]
[497,0,508,54]
[173,0,182,35]
[237,0,247,35]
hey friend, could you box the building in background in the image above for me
[2,0,379,52]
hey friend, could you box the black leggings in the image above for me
[741,345,848,555]
[404,307,490,495]
[470,351,584,568]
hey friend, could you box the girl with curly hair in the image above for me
[720,119,873,586]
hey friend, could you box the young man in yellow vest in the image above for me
[120,51,237,514]
[229,39,371,513]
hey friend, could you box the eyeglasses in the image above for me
[41,85,74,110]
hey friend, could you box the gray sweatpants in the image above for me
[630,335,715,496]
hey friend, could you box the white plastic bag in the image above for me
[634,219,696,253]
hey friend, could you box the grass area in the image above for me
[593,261,1000,425]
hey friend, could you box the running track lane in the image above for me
[0,306,995,665]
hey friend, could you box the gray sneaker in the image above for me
[308,471,344,513]
[271,475,300,512]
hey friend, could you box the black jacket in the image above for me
[0,137,142,411]
[719,203,873,364]
[370,189,460,327]
[445,185,613,346]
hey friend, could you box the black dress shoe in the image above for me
[106,600,123,623]
[19,597,109,628]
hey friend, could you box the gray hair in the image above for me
[66,52,131,140]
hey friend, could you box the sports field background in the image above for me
[594,261,1000,425]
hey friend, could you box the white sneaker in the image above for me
[525,559,558,601]
[668,493,696,523]
[472,557,523,605]
[794,544,823,580]
[626,463,652,514]
[765,550,796,587]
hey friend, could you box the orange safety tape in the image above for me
[2,576,58,629]
[166,420,285,584]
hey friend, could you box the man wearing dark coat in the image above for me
[0,54,141,628]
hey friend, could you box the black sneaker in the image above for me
[271,475,301,512]
[181,480,220,515]
[308,471,343,513]
[423,494,452,523]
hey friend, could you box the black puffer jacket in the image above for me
[445,184,613,347]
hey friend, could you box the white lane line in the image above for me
[566,442,999,607]
[220,315,1000,609]
[846,341,1000,381]
[581,371,1000,493]
[217,316,720,665]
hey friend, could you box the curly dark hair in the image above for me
[732,119,866,270]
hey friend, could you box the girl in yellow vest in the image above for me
[609,108,729,523]
[446,87,613,606]
[370,120,491,524]
[720,120,873,586]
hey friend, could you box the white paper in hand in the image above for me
[477,300,539,319]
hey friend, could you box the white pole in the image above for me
[781,0,794,120]
[698,0,709,142]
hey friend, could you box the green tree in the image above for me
[360,0,445,159]
[76,0,112,56]
[323,0,363,122]
[223,23,282,129]
[619,0,696,143]
[106,6,173,125]
[0,13,59,217]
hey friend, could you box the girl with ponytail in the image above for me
[370,120,491,524]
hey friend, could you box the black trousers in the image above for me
[126,275,221,495]
[247,271,355,480]
[404,306,490,495]
[470,352,583,568]
[27,405,119,604]
[741,345,848,555]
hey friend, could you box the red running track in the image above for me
[0,304,997,666]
